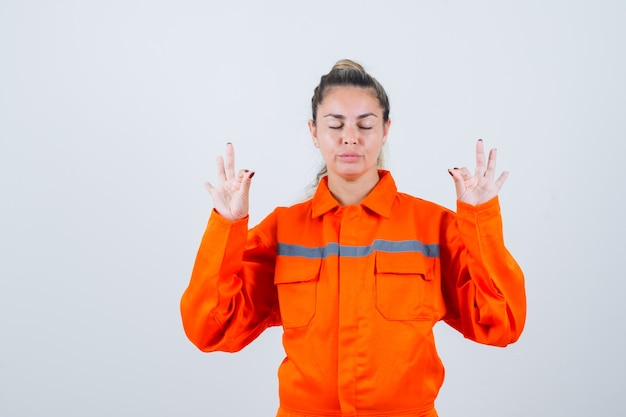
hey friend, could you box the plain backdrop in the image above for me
[1,1,625,416]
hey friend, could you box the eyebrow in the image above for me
[322,113,378,120]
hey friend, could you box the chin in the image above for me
[334,169,369,182]
[329,163,378,181]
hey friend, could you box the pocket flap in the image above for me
[375,251,431,279]
[274,256,321,284]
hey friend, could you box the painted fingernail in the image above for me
[226,141,232,145]
[478,139,483,142]
[244,169,250,172]
[448,169,454,176]
[249,171,255,178]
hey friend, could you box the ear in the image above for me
[308,119,319,148]
[382,118,391,144]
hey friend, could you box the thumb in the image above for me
[448,168,466,198]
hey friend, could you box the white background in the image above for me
[1,1,625,416]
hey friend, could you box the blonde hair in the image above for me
[310,59,390,124]
[308,59,390,192]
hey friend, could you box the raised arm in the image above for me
[180,143,279,352]
[442,140,526,346]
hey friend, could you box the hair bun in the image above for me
[332,59,365,72]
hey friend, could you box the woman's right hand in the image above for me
[204,142,254,222]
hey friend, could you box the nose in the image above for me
[342,126,358,145]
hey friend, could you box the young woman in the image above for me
[181,60,526,417]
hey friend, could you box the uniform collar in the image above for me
[311,170,397,218]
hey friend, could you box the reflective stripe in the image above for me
[277,239,439,259]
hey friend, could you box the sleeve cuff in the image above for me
[209,209,249,229]
[456,196,501,221]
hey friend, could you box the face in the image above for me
[308,86,390,183]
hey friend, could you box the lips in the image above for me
[338,153,362,162]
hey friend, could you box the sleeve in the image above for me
[440,197,526,347]
[180,209,281,353]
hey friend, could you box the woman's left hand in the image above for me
[448,139,509,206]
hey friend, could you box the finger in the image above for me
[474,139,486,177]
[494,171,509,190]
[237,169,250,183]
[216,155,227,183]
[457,166,479,194]
[225,142,235,181]
[204,181,215,195]
[484,148,498,181]
[239,170,255,198]
[458,166,472,180]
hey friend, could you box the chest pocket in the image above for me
[274,257,321,328]
[375,252,436,321]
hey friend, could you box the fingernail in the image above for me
[453,167,459,170]
[226,141,232,145]
[478,139,483,142]
[244,169,250,172]
[249,172,255,178]
[448,169,453,176]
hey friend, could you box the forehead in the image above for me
[320,86,381,113]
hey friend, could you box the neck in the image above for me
[327,170,380,206]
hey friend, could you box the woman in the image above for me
[181,60,526,417]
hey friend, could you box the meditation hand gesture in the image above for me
[204,143,254,222]
[449,140,508,206]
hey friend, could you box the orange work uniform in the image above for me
[181,170,526,417]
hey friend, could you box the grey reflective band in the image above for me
[277,239,439,259]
